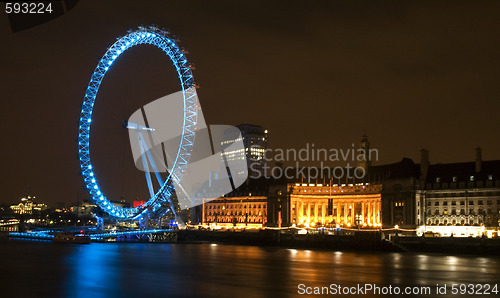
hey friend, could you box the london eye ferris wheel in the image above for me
[77,26,198,221]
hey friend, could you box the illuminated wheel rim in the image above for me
[78,26,197,219]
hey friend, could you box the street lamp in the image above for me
[221,205,226,228]
[465,191,469,225]
[355,214,363,230]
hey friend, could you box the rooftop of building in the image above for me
[236,124,267,135]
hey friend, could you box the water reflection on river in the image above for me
[1,240,499,297]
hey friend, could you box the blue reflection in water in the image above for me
[63,243,180,297]
[64,244,123,298]
[2,240,500,298]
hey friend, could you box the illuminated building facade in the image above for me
[267,135,421,229]
[197,133,500,236]
[289,183,382,228]
[221,124,268,178]
[10,196,47,215]
[416,148,500,232]
[201,196,267,228]
[418,189,500,227]
[191,177,271,228]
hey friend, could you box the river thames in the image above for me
[1,239,499,297]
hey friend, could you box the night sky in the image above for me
[1,1,500,206]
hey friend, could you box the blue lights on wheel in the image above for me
[78,26,197,220]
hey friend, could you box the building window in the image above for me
[488,175,493,181]
[487,200,493,205]
[470,176,474,181]
[451,201,456,205]
[469,201,474,205]
[434,201,439,206]
[452,176,457,182]
[443,201,448,206]
[460,201,465,206]
[436,177,441,182]
[478,200,483,205]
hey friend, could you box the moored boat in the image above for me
[53,232,91,244]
